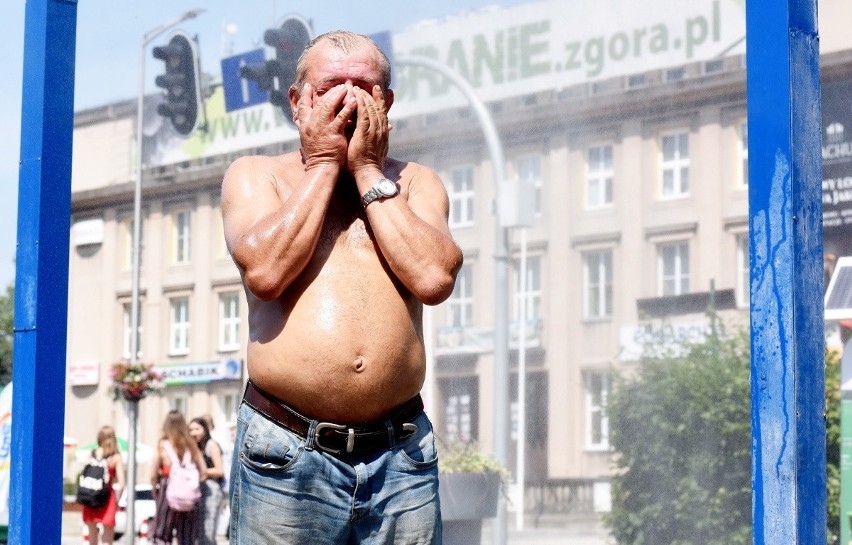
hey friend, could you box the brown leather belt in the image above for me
[242,380,423,457]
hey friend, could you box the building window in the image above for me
[122,217,143,271]
[122,302,143,360]
[169,296,191,355]
[738,121,748,188]
[440,377,481,443]
[445,393,473,442]
[583,250,613,319]
[449,166,475,229]
[447,265,473,327]
[584,370,610,450]
[170,395,188,416]
[219,393,237,426]
[737,234,749,308]
[660,131,690,197]
[586,144,613,208]
[218,291,240,352]
[658,242,690,296]
[513,255,542,322]
[516,154,543,216]
[171,208,192,264]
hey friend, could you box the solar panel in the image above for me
[825,257,852,320]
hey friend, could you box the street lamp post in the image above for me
[395,54,511,545]
[127,10,204,545]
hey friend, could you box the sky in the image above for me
[0,0,522,291]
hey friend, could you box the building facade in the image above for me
[64,0,852,518]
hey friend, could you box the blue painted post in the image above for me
[747,0,825,544]
[10,0,77,543]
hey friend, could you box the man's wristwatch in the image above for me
[361,178,400,207]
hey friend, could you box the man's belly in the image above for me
[244,269,426,423]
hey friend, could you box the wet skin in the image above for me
[221,40,462,423]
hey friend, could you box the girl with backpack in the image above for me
[189,417,226,545]
[81,426,125,545]
[149,410,207,545]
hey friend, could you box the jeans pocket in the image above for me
[240,412,304,472]
[398,413,439,470]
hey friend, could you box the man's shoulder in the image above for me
[227,151,299,175]
[387,157,435,182]
[223,152,302,192]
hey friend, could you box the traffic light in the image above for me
[152,31,202,136]
[240,15,312,123]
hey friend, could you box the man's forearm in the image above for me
[232,164,339,301]
[365,200,462,305]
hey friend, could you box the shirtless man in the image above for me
[221,31,462,544]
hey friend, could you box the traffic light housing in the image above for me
[240,15,312,123]
[152,31,202,136]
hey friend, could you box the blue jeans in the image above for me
[229,401,442,544]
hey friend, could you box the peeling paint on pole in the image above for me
[750,150,795,545]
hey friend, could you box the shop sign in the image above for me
[158,359,243,386]
[69,361,99,386]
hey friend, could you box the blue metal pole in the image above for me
[10,0,77,543]
[747,0,825,543]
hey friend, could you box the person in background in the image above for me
[149,410,207,545]
[200,413,216,437]
[216,421,236,539]
[201,412,232,538]
[189,416,226,545]
[82,425,126,545]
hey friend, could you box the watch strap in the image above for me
[361,187,381,207]
[361,178,399,207]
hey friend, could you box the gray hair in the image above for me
[292,30,392,92]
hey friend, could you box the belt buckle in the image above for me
[315,422,354,454]
[402,423,418,437]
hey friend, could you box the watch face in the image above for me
[377,179,399,197]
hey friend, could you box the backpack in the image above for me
[163,441,201,512]
[77,454,111,508]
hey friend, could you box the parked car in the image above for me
[115,484,156,540]
[81,484,155,541]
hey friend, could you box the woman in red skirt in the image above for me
[82,426,126,545]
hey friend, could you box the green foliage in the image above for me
[826,347,841,545]
[63,477,77,497]
[607,320,841,545]
[437,440,509,478]
[605,322,752,545]
[0,283,12,386]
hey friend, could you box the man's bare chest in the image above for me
[316,194,376,256]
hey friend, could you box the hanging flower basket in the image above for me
[110,361,164,402]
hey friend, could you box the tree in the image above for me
[826,347,840,545]
[0,283,12,385]
[607,319,841,545]
[605,322,751,545]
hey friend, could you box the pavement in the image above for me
[61,508,229,544]
[481,516,614,545]
[61,508,613,544]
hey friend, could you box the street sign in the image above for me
[221,48,268,112]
